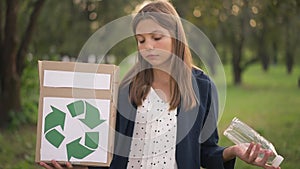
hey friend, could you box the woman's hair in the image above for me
[122,0,197,110]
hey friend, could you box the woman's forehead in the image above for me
[135,19,170,35]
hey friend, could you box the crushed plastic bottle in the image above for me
[223,117,284,167]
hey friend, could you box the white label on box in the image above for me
[44,70,111,90]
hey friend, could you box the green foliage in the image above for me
[34,0,92,57]
[33,0,142,59]
[8,58,39,129]
[21,59,39,123]
[25,0,300,84]
[174,0,300,73]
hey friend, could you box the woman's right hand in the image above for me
[233,143,281,169]
[39,160,88,169]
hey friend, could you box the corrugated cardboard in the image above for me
[35,61,119,166]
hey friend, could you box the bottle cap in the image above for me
[272,155,284,167]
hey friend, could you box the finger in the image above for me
[245,142,255,159]
[257,150,272,166]
[51,160,63,169]
[39,162,53,169]
[263,162,281,169]
[249,143,261,163]
[264,164,280,169]
[65,162,73,168]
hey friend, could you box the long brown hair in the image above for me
[122,0,197,110]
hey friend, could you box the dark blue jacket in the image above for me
[90,68,235,169]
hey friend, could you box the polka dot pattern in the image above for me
[127,88,178,169]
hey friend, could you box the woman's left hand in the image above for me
[234,142,281,169]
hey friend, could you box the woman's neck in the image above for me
[152,68,172,102]
[152,68,171,85]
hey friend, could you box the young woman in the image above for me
[40,1,280,169]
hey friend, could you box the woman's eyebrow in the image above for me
[135,34,144,40]
[135,30,165,36]
[151,30,164,34]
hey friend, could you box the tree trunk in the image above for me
[232,42,242,85]
[0,0,19,127]
[0,0,46,127]
[272,41,278,65]
[284,16,293,74]
[17,0,46,75]
[1,73,22,123]
[231,17,246,85]
[258,29,269,72]
[285,49,293,74]
[0,0,3,46]
[230,0,249,86]
[285,32,293,74]
[260,47,269,71]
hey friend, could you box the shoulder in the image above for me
[191,67,216,107]
[192,67,212,87]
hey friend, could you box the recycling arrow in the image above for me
[44,106,66,133]
[79,101,106,129]
[45,129,65,148]
[67,100,84,117]
[66,137,95,161]
[85,132,99,149]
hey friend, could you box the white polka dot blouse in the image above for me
[127,88,178,169]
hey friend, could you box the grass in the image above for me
[0,125,39,169]
[218,64,300,169]
[0,63,299,168]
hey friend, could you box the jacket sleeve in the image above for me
[200,129,235,169]
[200,80,235,169]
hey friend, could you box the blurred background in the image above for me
[0,0,299,168]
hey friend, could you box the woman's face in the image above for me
[135,19,173,68]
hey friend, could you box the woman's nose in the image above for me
[145,40,154,50]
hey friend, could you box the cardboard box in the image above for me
[35,61,119,166]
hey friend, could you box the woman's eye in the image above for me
[138,39,145,44]
[153,36,162,41]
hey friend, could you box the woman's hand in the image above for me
[233,143,281,169]
[39,160,88,169]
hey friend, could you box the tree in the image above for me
[0,0,46,127]
[174,0,299,84]
[33,0,140,64]
[279,0,299,74]
[220,0,253,85]
[174,0,257,85]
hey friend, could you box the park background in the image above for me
[0,0,299,168]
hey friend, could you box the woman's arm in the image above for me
[223,143,281,169]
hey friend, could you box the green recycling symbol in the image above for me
[44,100,106,160]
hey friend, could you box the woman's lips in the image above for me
[146,54,159,58]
